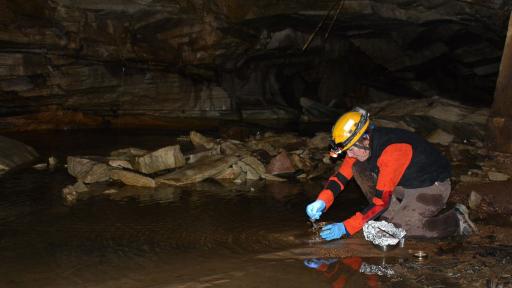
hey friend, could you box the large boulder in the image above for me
[0,135,38,173]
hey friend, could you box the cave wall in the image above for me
[0,0,234,130]
[0,0,510,130]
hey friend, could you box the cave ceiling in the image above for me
[0,0,510,129]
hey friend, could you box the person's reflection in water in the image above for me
[304,257,379,288]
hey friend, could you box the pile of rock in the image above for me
[62,130,333,204]
[61,96,512,207]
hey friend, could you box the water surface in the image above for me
[0,129,379,288]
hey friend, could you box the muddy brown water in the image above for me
[0,129,406,288]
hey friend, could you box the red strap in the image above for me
[338,156,356,179]
[372,197,384,206]
[317,157,356,209]
[318,189,335,208]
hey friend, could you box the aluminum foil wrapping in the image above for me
[359,262,395,277]
[363,220,406,247]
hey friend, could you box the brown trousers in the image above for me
[353,162,459,238]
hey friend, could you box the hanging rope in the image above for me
[324,0,346,40]
[302,0,345,52]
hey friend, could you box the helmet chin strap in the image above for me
[352,133,371,151]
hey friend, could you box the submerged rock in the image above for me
[62,181,89,205]
[0,135,39,173]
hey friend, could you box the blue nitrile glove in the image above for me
[303,258,338,269]
[306,200,326,221]
[320,222,347,241]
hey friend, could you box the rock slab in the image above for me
[133,145,185,174]
[111,169,156,188]
[157,156,238,186]
[0,135,39,172]
[67,156,112,183]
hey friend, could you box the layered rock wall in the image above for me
[0,0,509,130]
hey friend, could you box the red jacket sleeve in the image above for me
[343,144,412,235]
[317,157,356,209]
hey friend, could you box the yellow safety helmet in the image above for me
[330,107,370,153]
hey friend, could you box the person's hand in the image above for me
[306,200,326,221]
[320,222,347,241]
[303,258,338,269]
